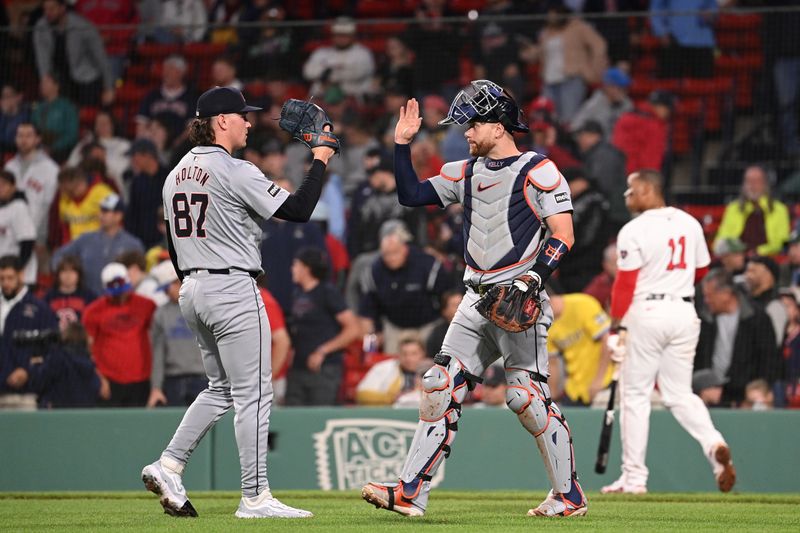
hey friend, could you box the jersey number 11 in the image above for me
[667,236,687,270]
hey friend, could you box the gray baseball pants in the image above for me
[161,270,273,497]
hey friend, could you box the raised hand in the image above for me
[395,98,423,144]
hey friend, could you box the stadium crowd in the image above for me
[0,0,798,410]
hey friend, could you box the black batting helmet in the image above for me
[439,80,529,133]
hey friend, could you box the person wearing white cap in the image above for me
[81,262,156,407]
[51,192,145,295]
[302,16,375,98]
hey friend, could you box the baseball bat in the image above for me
[595,330,624,474]
[594,370,618,474]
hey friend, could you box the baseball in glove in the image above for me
[475,273,542,333]
[279,98,341,153]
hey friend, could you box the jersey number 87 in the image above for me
[173,192,209,238]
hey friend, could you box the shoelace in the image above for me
[268,498,308,513]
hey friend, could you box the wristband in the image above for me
[530,235,571,285]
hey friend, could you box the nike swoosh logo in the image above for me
[477,182,501,192]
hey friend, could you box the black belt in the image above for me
[189,268,260,279]
[645,293,694,303]
[467,283,495,296]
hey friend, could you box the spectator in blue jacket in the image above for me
[0,255,58,410]
[0,84,30,156]
[651,0,717,79]
[359,232,453,354]
[28,322,100,408]
[124,139,168,248]
[51,193,145,295]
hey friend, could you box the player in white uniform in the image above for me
[140,87,335,518]
[0,171,36,285]
[602,170,736,494]
[362,81,587,518]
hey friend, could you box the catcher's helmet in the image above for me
[439,80,529,133]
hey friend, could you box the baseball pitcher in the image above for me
[362,80,587,517]
[601,169,736,494]
[141,87,338,518]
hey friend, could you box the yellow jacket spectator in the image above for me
[58,167,114,241]
[356,337,431,406]
[715,165,790,257]
[547,293,613,405]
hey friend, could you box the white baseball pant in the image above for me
[620,298,725,487]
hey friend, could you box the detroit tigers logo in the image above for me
[544,244,563,262]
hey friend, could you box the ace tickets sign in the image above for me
[313,419,446,490]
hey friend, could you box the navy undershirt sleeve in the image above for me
[394,143,443,208]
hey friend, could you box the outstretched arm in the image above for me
[394,98,442,208]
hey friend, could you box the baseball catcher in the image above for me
[361,80,585,518]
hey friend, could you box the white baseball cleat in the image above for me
[528,489,588,517]
[141,460,198,517]
[711,443,736,493]
[600,477,647,495]
[235,491,313,518]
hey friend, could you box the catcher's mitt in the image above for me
[475,277,542,333]
[279,98,340,153]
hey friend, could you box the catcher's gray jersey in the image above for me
[428,152,573,286]
[162,146,290,272]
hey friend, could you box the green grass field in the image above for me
[1,491,798,532]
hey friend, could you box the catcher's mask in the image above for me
[439,80,529,133]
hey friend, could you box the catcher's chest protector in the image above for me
[460,152,547,283]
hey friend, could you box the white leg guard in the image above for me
[506,369,576,493]
[397,354,474,505]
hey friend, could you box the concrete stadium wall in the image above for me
[0,407,798,492]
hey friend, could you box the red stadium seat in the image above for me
[363,22,408,37]
[116,84,149,105]
[340,337,394,404]
[79,107,99,132]
[449,0,486,13]
[182,42,229,59]
[243,81,269,99]
[629,78,680,100]
[357,0,416,18]
[636,34,662,53]
[716,13,762,31]
[137,43,181,61]
[363,37,388,54]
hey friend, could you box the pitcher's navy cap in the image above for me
[196,87,262,118]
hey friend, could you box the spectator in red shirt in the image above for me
[83,262,155,406]
[612,90,673,175]
[583,242,617,311]
[258,283,291,405]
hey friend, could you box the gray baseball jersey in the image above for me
[162,146,290,272]
[428,152,573,376]
[428,152,573,286]
[159,145,289,498]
